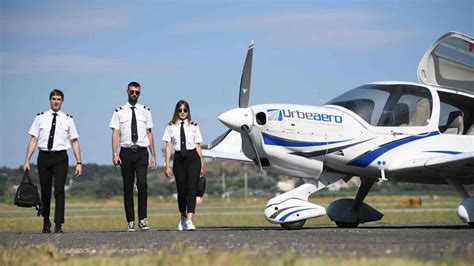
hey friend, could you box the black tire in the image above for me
[335,221,359,228]
[281,219,306,230]
[469,222,474,228]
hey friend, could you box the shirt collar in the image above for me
[46,109,64,116]
[124,102,141,109]
[176,119,190,125]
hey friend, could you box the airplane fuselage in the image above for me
[220,82,474,185]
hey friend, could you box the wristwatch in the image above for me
[76,161,83,165]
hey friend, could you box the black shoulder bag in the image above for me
[196,176,206,197]
[14,172,42,216]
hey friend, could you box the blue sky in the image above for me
[1,0,473,167]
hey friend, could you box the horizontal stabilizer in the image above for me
[202,130,252,162]
[202,150,252,162]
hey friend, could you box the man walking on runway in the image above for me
[23,89,83,233]
[109,81,156,232]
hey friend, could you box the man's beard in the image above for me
[128,95,138,105]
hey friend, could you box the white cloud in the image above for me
[0,53,179,75]
[1,4,128,36]
[174,11,418,48]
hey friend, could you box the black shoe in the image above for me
[42,220,51,233]
[138,219,150,231]
[54,224,64,234]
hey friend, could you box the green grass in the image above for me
[0,195,464,232]
[1,195,470,265]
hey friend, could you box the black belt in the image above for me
[121,146,147,152]
[39,150,66,154]
[176,148,196,152]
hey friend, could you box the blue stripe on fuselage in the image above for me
[424,150,462,155]
[262,132,350,147]
[348,132,440,167]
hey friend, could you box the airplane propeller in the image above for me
[219,40,262,172]
[239,40,254,108]
[241,125,263,172]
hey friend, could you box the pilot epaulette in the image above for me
[115,106,123,112]
[66,114,73,118]
[191,122,198,126]
[144,106,150,111]
[37,112,44,116]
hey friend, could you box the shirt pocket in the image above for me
[170,127,178,146]
[137,114,147,127]
[186,127,196,142]
[58,123,70,139]
[39,124,49,136]
[119,115,130,124]
[137,114,146,130]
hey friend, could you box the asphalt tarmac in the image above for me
[1,224,473,260]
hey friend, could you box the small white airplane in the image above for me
[203,32,474,229]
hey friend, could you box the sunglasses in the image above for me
[178,108,188,114]
[129,90,140,96]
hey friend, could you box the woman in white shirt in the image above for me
[163,100,205,231]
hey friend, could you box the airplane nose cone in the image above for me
[218,108,253,131]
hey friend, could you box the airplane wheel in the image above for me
[281,219,306,230]
[335,221,359,228]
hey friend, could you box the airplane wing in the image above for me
[388,151,474,183]
[202,129,252,162]
[425,151,474,174]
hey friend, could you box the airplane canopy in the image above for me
[418,32,474,94]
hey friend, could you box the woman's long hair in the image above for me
[169,100,192,125]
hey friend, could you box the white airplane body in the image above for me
[204,32,474,229]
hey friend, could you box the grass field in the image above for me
[0,194,464,232]
[1,195,470,266]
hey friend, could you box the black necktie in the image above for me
[47,113,58,151]
[180,121,186,157]
[131,107,138,143]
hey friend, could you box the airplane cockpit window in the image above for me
[327,84,433,127]
[438,91,474,135]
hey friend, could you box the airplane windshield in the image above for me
[327,84,433,127]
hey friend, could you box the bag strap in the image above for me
[36,202,43,216]
[21,172,33,184]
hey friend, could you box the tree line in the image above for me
[0,160,469,202]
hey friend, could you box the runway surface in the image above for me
[1,224,473,260]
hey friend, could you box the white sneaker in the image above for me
[186,220,196,231]
[127,221,135,232]
[138,219,150,231]
[178,216,187,231]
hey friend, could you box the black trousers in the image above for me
[173,149,201,214]
[120,147,149,222]
[37,150,68,224]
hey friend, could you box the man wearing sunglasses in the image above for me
[109,81,157,232]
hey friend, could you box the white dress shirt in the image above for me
[162,120,203,151]
[28,109,79,151]
[109,102,154,148]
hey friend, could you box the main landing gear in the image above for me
[327,177,383,228]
